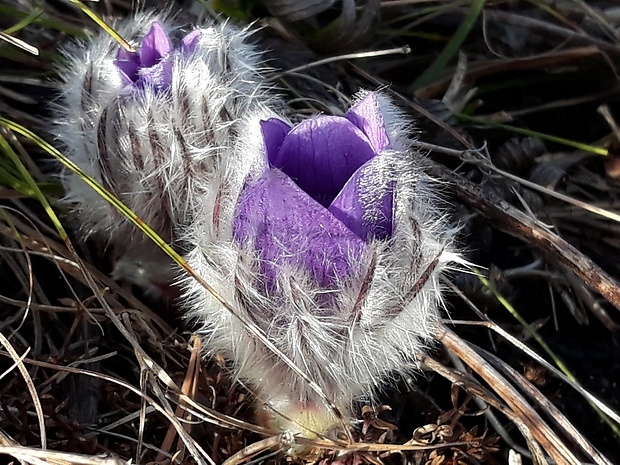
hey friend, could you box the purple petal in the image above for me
[114,48,140,83]
[233,169,367,289]
[270,116,377,206]
[140,22,173,68]
[136,56,173,91]
[181,30,202,53]
[328,157,394,241]
[346,93,390,153]
[261,118,291,162]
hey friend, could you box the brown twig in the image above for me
[431,162,620,311]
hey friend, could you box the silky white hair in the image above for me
[181,91,461,435]
[53,12,280,294]
[54,12,459,437]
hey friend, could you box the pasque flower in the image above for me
[184,91,459,435]
[54,11,458,441]
[54,14,279,295]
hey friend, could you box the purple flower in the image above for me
[114,22,201,91]
[233,93,395,289]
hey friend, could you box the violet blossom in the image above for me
[233,93,394,289]
[184,90,459,436]
[114,22,201,91]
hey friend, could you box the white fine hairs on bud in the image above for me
[181,90,463,435]
[53,9,461,438]
[52,12,281,294]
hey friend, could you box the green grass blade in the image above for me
[67,0,134,51]
[3,8,43,34]
[411,0,486,91]
[0,131,67,240]
[457,113,608,155]
[0,5,87,37]
[0,116,186,269]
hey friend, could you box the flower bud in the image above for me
[182,91,460,435]
[54,13,278,295]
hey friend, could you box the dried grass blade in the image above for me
[448,319,620,426]
[0,334,46,449]
[490,165,620,223]
[420,355,548,465]
[438,327,581,464]
[275,45,411,77]
[0,445,129,464]
[222,433,293,465]
[154,337,200,462]
[0,31,38,55]
[479,347,613,465]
